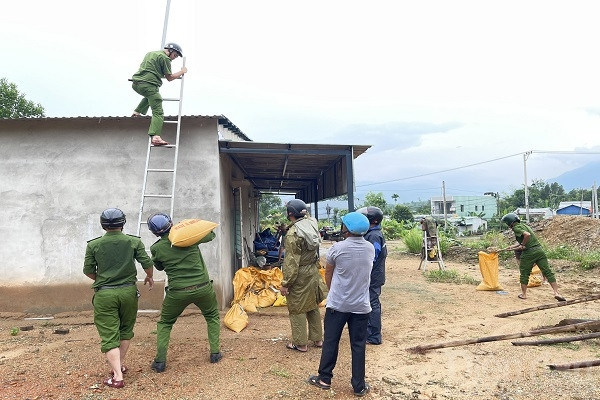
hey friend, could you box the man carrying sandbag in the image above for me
[280,199,324,352]
[146,213,222,373]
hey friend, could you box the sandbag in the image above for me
[476,251,503,291]
[239,291,258,312]
[273,293,287,306]
[168,219,218,248]
[257,288,277,307]
[527,265,543,287]
[224,303,248,333]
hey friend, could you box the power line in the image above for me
[357,149,600,189]
[357,152,525,188]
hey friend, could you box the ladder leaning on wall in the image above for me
[136,57,186,237]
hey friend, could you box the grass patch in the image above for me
[424,269,479,285]
[550,342,581,351]
[269,366,291,378]
[403,228,423,253]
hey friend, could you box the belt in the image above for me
[95,282,135,292]
[169,281,210,292]
[523,244,541,251]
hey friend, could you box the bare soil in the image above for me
[2,215,600,400]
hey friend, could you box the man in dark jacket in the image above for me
[358,206,387,345]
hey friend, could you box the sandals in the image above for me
[151,138,169,146]
[103,377,124,388]
[517,294,527,300]
[555,295,566,302]
[110,365,128,378]
[287,343,308,352]
[354,383,370,397]
[307,375,330,389]
[313,340,323,348]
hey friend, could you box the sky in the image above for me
[3,0,600,203]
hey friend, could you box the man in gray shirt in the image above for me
[307,212,374,397]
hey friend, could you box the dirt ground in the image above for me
[2,216,600,400]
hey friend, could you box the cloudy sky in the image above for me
[3,0,600,202]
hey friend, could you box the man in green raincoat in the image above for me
[280,199,324,352]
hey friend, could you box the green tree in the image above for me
[391,204,414,222]
[0,78,45,118]
[259,194,285,228]
[362,192,387,212]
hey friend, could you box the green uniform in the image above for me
[511,222,556,285]
[150,231,220,362]
[83,231,153,353]
[131,50,173,136]
[281,216,323,346]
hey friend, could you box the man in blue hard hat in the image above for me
[307,211,374,397]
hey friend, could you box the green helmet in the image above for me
[501,213,520,227]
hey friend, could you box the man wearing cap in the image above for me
[307,211,374,397]
[130,42,187,146]
[84,208,154,389]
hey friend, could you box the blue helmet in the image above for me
[341,212,370,235]
[147,213,173,236]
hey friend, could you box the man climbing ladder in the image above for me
[130,42,187,146]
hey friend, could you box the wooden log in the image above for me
[548,359,600,370]
[513,331,600,346]
[407,320,600,354]
[495,294,600,318]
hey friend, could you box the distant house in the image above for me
[430,195,497,219]
[449,216,487,235]
[556,201,592,216]
[514,207,553,220]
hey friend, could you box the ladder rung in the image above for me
[164,121,178,124]
[144,194,173,198]
[150,144,176,148]
[147,168,175,172]
[163,98,180,101]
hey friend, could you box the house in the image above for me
[513,207,553,221]
[430,195,497,220]
[0,115,369,313]
[556,201,592,216]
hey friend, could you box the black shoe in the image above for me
[210,352,223,363]
[151,360,166,373]
[354,383,370,397]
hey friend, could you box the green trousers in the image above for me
[132,82,164,136]
[155,283,220,362]
[519,246,556,285]
[93,285,138,353]
[289,308,323,346]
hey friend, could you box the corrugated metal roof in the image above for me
[219,140,370,202]
[1,114,252,142]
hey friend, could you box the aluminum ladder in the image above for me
[136,57,186,237]
[418,229,446,271]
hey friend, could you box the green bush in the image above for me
[403,228,423,253]
[381,219,405,240]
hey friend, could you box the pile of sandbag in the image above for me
[224,267,284,333]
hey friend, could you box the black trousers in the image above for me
[317,308,369,392]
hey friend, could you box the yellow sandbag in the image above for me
[224,303,248,333]
[318,267,328,307]
[257,288,277,307]
[273,293,287,306]
[239,291,258,312]
[232,268,255,304]
[527,265,543,287]
[168,219,219,248]
[476,251,504,291]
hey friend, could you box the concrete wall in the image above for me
[0,116,244,313]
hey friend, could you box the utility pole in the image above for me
[442,181,447,229]
[523,151,532,222]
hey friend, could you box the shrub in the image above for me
[403,228,423,253]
